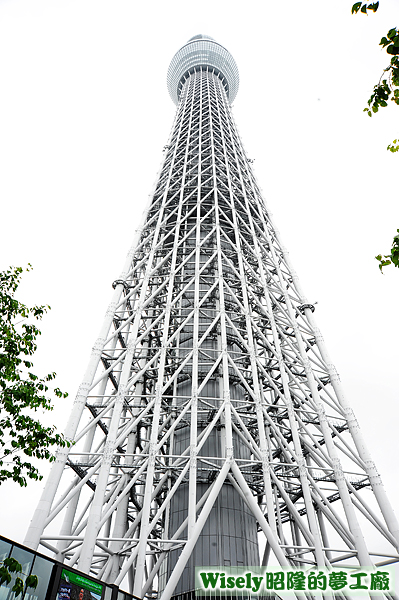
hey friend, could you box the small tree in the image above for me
[0,265,69,487]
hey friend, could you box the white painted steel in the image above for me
[24,36,399,600]
[167,35,239,105]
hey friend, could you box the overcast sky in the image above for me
[0,0,398,548]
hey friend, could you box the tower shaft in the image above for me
[25,36,399,600]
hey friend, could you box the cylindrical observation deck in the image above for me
[167,34,239,105]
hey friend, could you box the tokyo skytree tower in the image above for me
[25,35,399,600]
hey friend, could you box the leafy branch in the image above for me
[363,29,399,119]
[352,3,399,270]
[352,2,379,14]
[0,265,70,486]
[376,230,399,272]
[352,3,398,146]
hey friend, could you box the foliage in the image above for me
[351,2,379,14]
[363,30,399,118]
[352,3,398,270]
[376,230,399,272]
[0,557,38,597]
[352,3,399,145]
[387,138,399,152]
[0,265,69,486]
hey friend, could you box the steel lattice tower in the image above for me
[25,35,399,600]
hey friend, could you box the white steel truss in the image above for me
[25,38,399,600]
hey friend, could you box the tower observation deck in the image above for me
[167,34,239,105]
[24,35,399,600]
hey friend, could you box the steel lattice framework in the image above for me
[25,35,399,600]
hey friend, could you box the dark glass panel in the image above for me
[24,556,55,600]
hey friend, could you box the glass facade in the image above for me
[0,537,137,600]
[167,37,239,105]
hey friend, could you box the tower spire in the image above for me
[25,35,399,600]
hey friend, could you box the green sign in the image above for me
[61,569,103,595]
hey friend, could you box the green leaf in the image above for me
[387,45,399,56]
[12,577,25,597]
[0,566,12,586]
[352,2,362,13]
[368,1,379,12]
[388,28,398,40]
[360,4,368,13]
[3,558,22,574]
[26,575,38,589]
